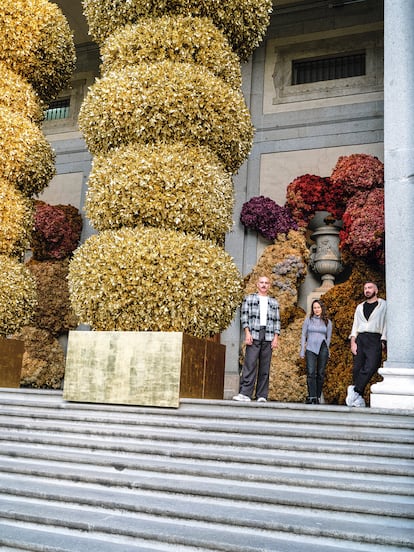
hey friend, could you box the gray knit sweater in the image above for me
[300,316,332,357]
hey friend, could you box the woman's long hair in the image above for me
[311,299,330,326]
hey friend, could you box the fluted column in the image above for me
[370,0,414,409]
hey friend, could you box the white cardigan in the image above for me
[350,298,387,341]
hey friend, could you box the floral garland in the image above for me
[0,255,38,337]
[330,153,384,198]
[0,0,75,102]
[0,106,55,196]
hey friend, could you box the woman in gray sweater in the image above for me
[300,299,332,404]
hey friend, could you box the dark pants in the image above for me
[306,341,329,399]
[239,328,272,399]
[353,332,382,395]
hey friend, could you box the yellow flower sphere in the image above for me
[0,255,38,336]
[0,178,33,257]
[0,0,75,102]
[0,106,55,196]
[82,0,272,62]
[0,63,44,123]
[101,16,241,89]
[79,61,253,173]
[85,143,234,240]
[68,226,243,337]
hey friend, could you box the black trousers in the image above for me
[306,341,329,399]
[353,332,382,395]
[239,327,272,399]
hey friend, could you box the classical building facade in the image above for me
[46,0,413,407]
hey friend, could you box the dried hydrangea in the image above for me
[0,106,55,197]
[269,316,307,402]
[82,0,272,61]
[330,153,384,199]
[13,326,65,389]
[86,143,233,241]
[340,188,385,265]
[31,201,83,261]
[244,230,309,327]
[0,178,33,257]
[26,259,79,336]
[79,61,253,173]
[68,226,243,338]
[0,0,75,102]
[0,62,44,123]
[101,17,242,89]
[240,195,298,241]
[285,174,345,227]
[0,255,38,336]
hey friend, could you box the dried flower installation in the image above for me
[71,0,272,336]
[0,0,74,371]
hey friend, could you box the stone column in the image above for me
[370,0,414,409]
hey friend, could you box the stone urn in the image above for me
[308,211,344,291]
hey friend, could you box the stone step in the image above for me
[0,389,413,551]
[0,492,413,552]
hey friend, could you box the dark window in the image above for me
[292,51,366,85]
[45,98,70,120]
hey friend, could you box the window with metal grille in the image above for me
[292,51,366,85]
[44,98,70,120]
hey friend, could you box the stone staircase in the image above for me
[0,388,413,551]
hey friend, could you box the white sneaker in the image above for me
[345,385,357,406]
[232,393,251,402]
[352,394,366,408]
[257,397,267,402]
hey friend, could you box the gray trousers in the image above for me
[239,327,272,399]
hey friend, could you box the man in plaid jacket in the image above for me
[233,274,280,402]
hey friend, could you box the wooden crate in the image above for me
[0,337,24,388]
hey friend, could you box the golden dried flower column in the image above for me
[73,1,271,337]
[0,0,75,341]
[72,1,271,340]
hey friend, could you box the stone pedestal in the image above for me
[63,331,225,408]
[0,337,24,388]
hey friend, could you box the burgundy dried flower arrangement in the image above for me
[339,188,385,265]
[330,153,384,198]
[31,201,83,261]
[240,195,298,241]
[285,174,344,227]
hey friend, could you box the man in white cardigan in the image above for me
[346,282,387,407]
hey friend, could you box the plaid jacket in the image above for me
[241,293,281,341]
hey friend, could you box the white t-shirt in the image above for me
[259,295,268,326]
